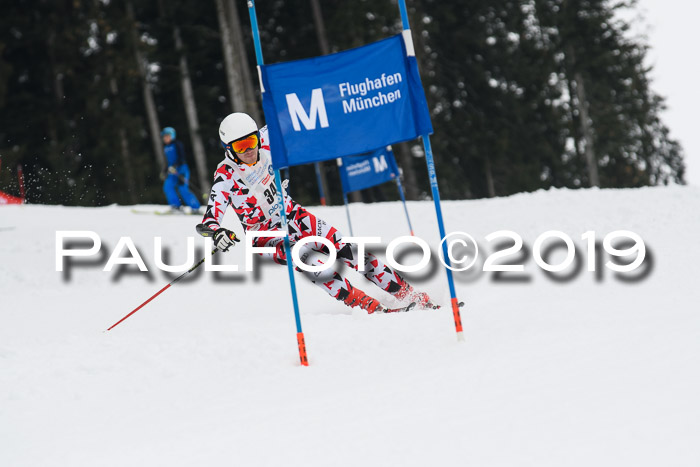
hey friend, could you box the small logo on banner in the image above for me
[372,155,388,173]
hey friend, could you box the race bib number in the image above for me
[234,150,279,222]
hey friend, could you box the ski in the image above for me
[131,208,202,216]
[423,301,465,310]
[382,302,417,313]
[380,300,464,314]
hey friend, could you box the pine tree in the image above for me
[536,0,685,187]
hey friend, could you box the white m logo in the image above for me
[372,155,388,173]
[285,88,329,131]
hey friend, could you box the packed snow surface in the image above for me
[1,186,699,466]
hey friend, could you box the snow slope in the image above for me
[1,186,699,466]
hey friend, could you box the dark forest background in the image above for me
[0,0,685,206]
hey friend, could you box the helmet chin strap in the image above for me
[225,146,260,166]
[225,149,242,164]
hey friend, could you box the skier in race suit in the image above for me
[200,112,434,313]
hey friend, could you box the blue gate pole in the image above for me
[282,168,290,196]
[314,163,327,206]
[342,191,354,236]
[397,0,464,340]
[336,158,354,235]
[247,0,308,365]
[394,176,414,236]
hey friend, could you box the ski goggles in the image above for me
[225,133,259,154]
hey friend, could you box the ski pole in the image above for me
[106,224,219,331]
[175,173,206,201]
[167,167,206,200]
[177,174,207,202]
[177,173,201,193]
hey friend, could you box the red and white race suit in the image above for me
[201,127,410,307]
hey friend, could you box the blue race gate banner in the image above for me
[338,147,400,194]
[259,34,433,168]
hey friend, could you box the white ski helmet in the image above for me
[219,112,258,146]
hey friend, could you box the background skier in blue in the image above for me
[160,127,201,213]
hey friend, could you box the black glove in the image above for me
[213,228,240,252]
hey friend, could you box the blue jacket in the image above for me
[164,140,187,169]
